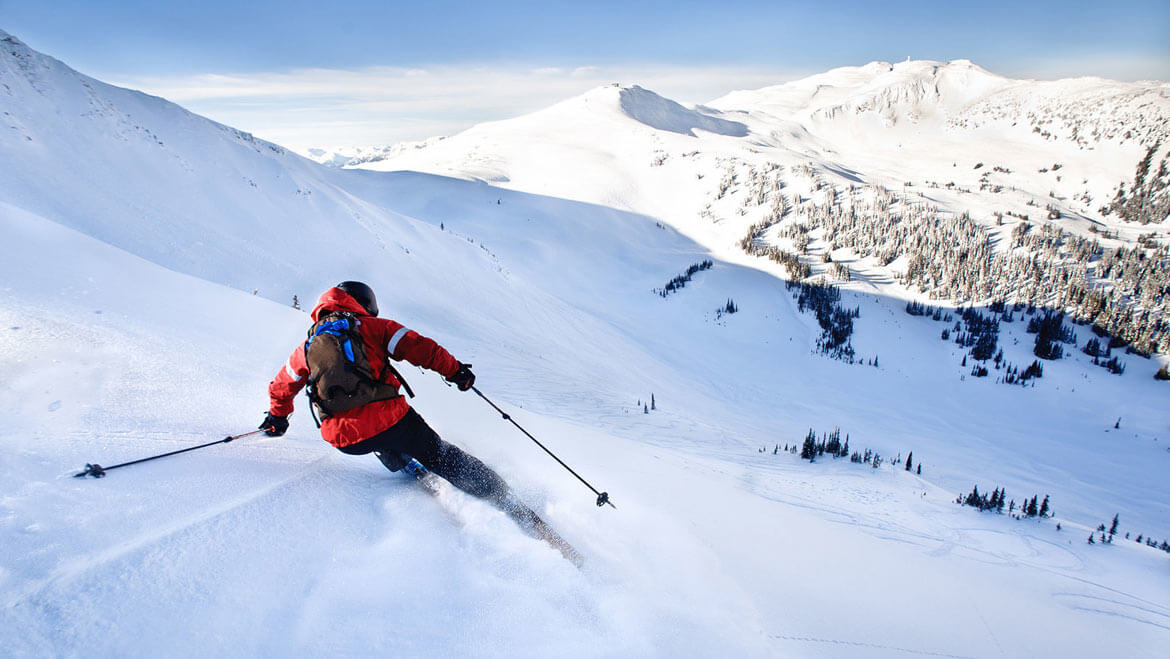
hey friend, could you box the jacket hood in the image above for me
[311,287,372,322]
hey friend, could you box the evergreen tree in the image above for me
[1083,337,1101,357]
[825,427,841,456]
[651,394,656,410]
[965,485,981,508]
[800,429,817,461]
[1109,514,1119,536]
[905,452,913,471]
[1038,495,1050,517]
[1021,360,1043,381]
[292,295,301,310]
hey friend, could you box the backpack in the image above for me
[303,311,412,425]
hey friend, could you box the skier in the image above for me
[260,281,510,502]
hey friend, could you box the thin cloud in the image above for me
[997,53,1170,82]
[111,63,806,152]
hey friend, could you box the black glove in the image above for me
[446,362,476,391]
[260,413,289,437]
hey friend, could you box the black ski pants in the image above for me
[339,408,509,501]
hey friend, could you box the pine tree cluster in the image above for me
[798,427,850,462]
[957,486,1049,519]
[1085,514,1170,552]
[715,299,739,319]
[1105,142,1170,225]
[714,157,1168,356]
[957,306,1000,361]
[834,186,1165,355]
[1078,335,1128,374]
[654,260,714,297]
[904,301,954,322]
[1028,310,1076,360]
[779,426,918,472]
[850,448,883,469]
[789,279,858,361]
[998,359,1044,385]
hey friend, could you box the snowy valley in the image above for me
[2,27,1169,658]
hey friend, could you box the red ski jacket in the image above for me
[268,287,461,448]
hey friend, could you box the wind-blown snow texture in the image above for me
[1,28,1168,657]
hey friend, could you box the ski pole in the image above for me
[471,386,615,509]
[73,429,269,478]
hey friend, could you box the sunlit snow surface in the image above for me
[1,29,1168,657]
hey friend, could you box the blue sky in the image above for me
[3,0,1167,150]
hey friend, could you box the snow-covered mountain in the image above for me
[353,60,1170,355]
[341,59,1170,218]
[2,29,1169,657]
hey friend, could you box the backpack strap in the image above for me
[384,360,416,399]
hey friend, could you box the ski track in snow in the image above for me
[768,634,975,658]
[4,453,336,611]
[1053,593,1170,632]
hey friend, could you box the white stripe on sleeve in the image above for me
[387,326,411,356]
[284,360,302,382]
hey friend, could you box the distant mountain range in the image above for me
[318,60,1170,354]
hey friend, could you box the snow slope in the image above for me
[2,29,1169,657]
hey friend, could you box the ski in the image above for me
[498,494,585,568]
[402,458,583,568]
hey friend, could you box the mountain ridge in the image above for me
[308,58,1168,167]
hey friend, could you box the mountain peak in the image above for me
[1,28,24,49]
[572,83,749,137]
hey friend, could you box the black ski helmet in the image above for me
[336,281,378,317]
